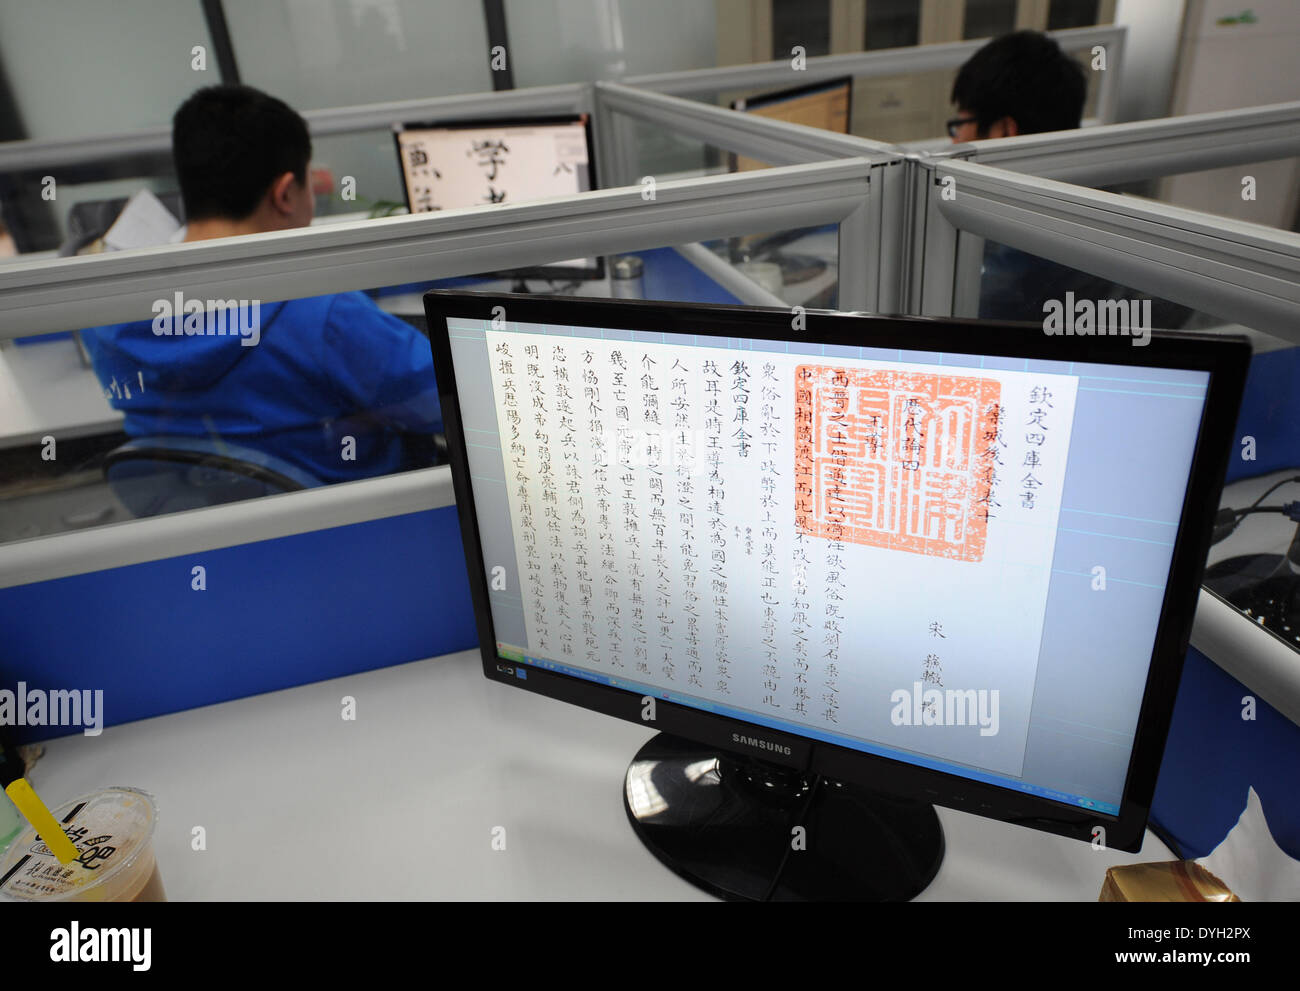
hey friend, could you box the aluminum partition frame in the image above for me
[0,159,874,339]
[0,159,874,575]
[622,24,1125,127]
[915,158,1300,725]
[0,465,456,589]
[0,83,593,176]
[923,158,1300,340]
[917,100,1300,187]
[593,82,901,313]
[906,102,1300,320]
[1192,588,1300,730]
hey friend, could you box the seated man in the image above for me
[82,85,441,484]
[950,31,1193,328]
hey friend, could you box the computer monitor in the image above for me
[394,114,603,282]
[730,76,852,173]
[425,291,1249,901]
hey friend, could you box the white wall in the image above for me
[1112,0,1187,122]
[1161,0,1300,230]
[504,0,717,87]
[222,0,492,111]
[0,0,214,138]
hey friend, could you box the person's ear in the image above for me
[268,171,298,217]
[990,116,1021,139]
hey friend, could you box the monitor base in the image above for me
[623,732,944,901]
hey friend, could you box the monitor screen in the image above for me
[731,77,852,172]
[395,114,599,278]
[428,293,1248,855]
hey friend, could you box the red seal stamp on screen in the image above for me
[793,366,1002,562]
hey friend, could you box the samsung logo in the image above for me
[732,733,791,755]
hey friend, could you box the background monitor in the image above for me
[730,76,853,172]
[394,114,602,282]
[727,77,852,290]
[426,292,1249,900]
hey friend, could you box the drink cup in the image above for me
[0,786,165,902]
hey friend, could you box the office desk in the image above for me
[19,648,1171,901]
[0,335,121,449]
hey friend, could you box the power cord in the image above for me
[1210,475,1300,544]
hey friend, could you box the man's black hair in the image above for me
[173,85,312,221]
[951,30,1087,137]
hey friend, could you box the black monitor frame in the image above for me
[424,290,1250,854]
[726,76,853,261]
[729,73,855,120]
[727,75,854,174]
[393,113,604,282]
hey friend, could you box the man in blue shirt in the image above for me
[82,85,442,484]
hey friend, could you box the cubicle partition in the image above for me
[0,154,880,736]
[900,110,1300,857]
[624,24,1125,126]
[2,27,1299,859]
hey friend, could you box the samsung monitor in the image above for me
[394,114,603,282]
[425,291,1249,901]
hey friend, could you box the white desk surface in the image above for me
[0,336,121,449]
[22,648,1171,901]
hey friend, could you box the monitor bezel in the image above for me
[424,289,1251,854]
[729,74,855,119]
[393,113,604,281]
[728,75,854,176]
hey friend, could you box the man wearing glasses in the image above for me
[946,30,1086,144]
[946,32,1191,328]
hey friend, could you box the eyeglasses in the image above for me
[946,116,978,139]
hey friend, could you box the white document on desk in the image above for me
[103,190,181,252]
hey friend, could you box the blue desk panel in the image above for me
[1225,345,1300,484]
[0,506,478,742]
[1151,646,1300,860]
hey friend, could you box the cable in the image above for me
[1248,475,1300,510]
[1145,815,1187,861]
[759,772,823,902]
[1211,472,1300,544]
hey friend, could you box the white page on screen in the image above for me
[486,331,1079,779]
[398,123,588,213]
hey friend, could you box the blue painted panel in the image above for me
[640,246,743,305]
[1225,345,1300,483]
[1152,647,1300,859]
[0,506,478,742]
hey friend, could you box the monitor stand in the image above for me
[624,733,944,901]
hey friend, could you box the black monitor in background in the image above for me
[425,291,1249,901]
[729,76,853,173]
[727,77,852,282]
[394,114,603,283]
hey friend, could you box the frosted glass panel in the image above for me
[224,0,492,111]
[504,0,716,87]
[0,0,213,139]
